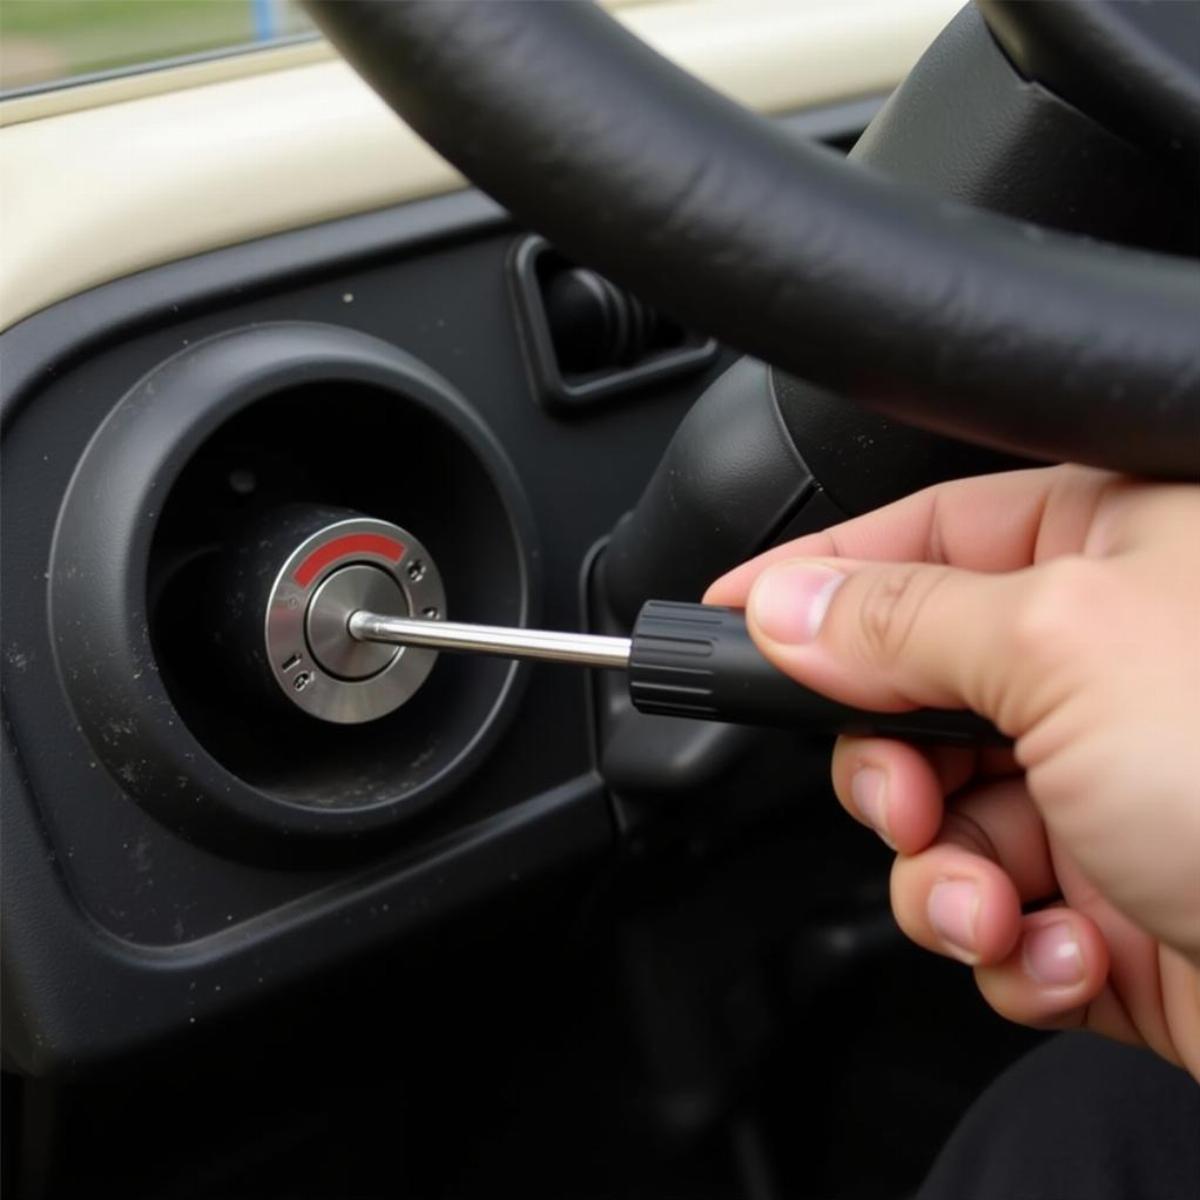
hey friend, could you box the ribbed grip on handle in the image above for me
[629,600,734,719]
[629,600,1005,744]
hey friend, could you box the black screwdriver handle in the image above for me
[628,600,1007,745]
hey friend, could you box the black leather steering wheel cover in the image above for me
[304,0,1200,478]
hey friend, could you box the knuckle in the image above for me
[938,810,999,863]
[1011,557,1107,663]
[854,565,947,667]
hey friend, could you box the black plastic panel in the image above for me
[3,216,713,933]
[0,196,728,1068]
[51,324,537,848]
[0,100,882,1073]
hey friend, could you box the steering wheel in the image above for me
[302,0,1199,479]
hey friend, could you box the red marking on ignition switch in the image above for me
[294,533,405,587]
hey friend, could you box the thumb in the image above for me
[745,558,1030,723]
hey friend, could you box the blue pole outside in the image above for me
[251,0,281,42]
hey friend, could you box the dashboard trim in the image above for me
[0,0,960,331]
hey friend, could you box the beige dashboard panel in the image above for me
[0,0,963,332]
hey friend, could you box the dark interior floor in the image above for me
[6,797,1040,1200]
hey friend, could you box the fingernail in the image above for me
[1023,921,1084,986]
[750,563,846,644]
[850,767,894,848]
[927,880,980,963]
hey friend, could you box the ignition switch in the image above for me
[219,508,446,724]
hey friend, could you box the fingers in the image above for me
[703,465,1121,735]
[1047,848,1184,1065]
[831,738,967,853]
[742,555,1033,719]
[861,770,1108,1028]
[974,908,1110,1031]
[832,751,1059,958]
[885,776,1057,953]
[889,804,1108,1027]
[891,840,1026,966]
[704,464,1112,608]
[834,750,1164,1048]
[894,844,1108,1029]
[831,737,1017,855]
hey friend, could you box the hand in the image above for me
[705,465,1200,1080]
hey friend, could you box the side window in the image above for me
[0,0,315,96]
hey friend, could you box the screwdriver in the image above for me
[348,599,1003,744]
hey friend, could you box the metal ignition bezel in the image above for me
[264,517,446,724]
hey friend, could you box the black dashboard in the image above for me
[1,101,878,1076]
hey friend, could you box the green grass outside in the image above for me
[1,0,312,92]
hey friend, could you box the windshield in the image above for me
[0,0,316,97]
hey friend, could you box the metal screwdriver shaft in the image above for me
[348,611,632,670]
[348,603,1007,745]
